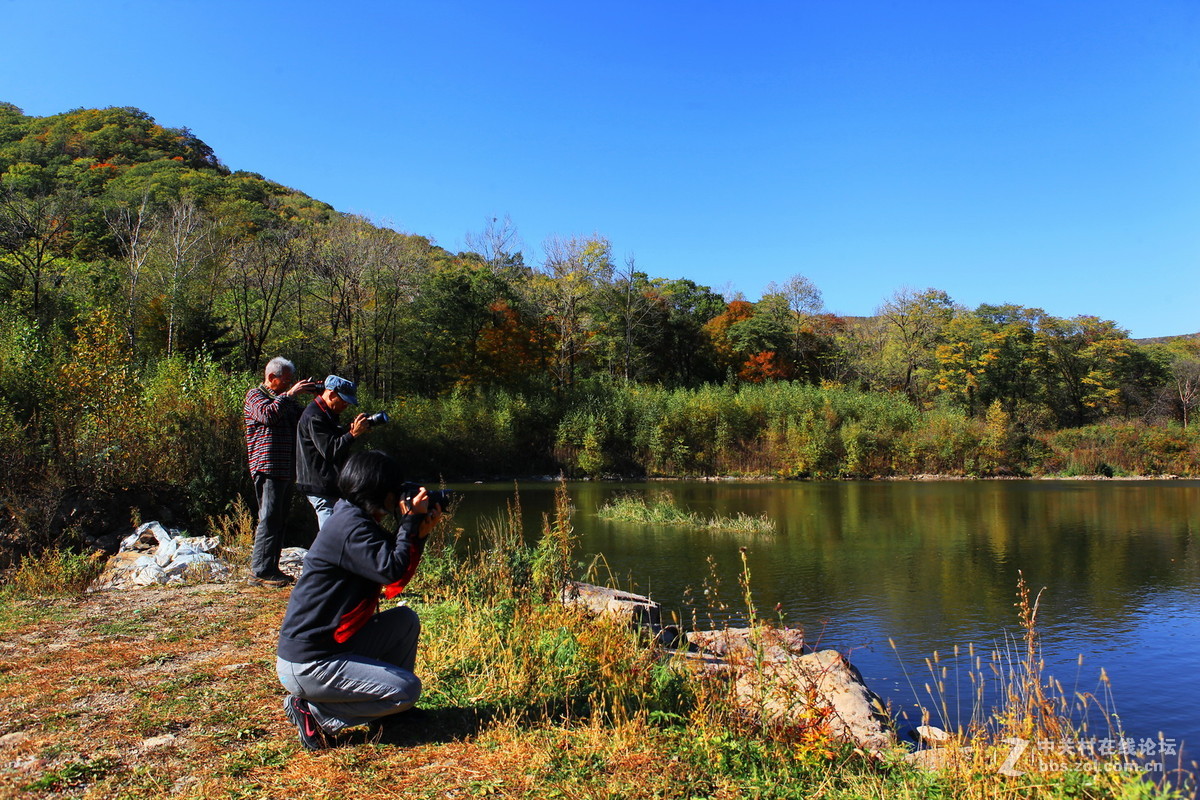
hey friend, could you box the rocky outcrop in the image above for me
[560,581,897,753]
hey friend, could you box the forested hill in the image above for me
[0,102,334,229]
[2,101,1196,407]
[2,103,1200,560]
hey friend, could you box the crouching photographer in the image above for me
[276,449,443,750]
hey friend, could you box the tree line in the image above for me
[1,103,1198,560]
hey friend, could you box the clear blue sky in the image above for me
[3,0,1198,338]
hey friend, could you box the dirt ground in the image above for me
[0,581,299,797]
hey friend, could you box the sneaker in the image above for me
[284,695,329,751]
[250,571,294,587]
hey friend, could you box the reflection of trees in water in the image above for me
[767,481,1199,629]
[450,481,1199,635]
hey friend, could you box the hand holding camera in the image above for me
[400,482,453,513]
[396,482,455,539]
[287,377,324,397]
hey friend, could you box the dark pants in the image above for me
[252,474,293,577]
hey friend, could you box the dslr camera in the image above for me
[365,411,390,426]
[399,481,455,513]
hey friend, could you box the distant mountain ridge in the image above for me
[1134,332,1200,345]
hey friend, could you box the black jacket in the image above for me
[277,500,426,663]
[295,397,355,496]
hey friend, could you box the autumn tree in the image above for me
[146,195,224,356]
[592,256,660,383]
[875,287,956,403]
[464,214,526,276]
[764,273,826,374]
[400,257,519,394]
[105,191,158,352]
[303,215,394,379]
[360,231,433,400]
[534,234,613,390]
[0,167,83,322]
[223,225,304,370]
[1170,356,1200,427]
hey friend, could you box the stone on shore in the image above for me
[560,581,897,753]
[560,580,663,627]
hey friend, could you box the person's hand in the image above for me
[286,377,323,398]
[397,488,441,538]
[417,506,442,539]
[349,413,369,437]
[398,487,430,516]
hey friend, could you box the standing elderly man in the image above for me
[244,357,322,587]
[296,374,371,530]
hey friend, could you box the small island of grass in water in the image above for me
[596,491,776,533]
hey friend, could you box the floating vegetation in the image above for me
[596,492,776,534]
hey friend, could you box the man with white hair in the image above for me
[243,357,322,586]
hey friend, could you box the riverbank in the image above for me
[1,487,1189,800]
[1,579,1186,800]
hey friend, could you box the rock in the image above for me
[278,547,308,580]
[560,581,663,628]
[176,537,219,556]
[92,521,229,591]
[155,535,179,566]
[709,648,895,752]
[138,734,177,751]
[0,731,31,749]
[121,521,174,552]
[558,582,896,754]
[687,627,805,663]
[915,724,951,745]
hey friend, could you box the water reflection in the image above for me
[446,479,1200,754]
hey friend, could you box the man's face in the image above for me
[266,368,294,394]
[325,390,349,413]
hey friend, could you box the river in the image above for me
[443,478,1200,771]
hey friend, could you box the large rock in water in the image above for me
[697,644,894,752]
[560,582,896,753]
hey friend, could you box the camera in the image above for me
[366,411,390,426]
[399,481,455,513]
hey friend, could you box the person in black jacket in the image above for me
[295,374,370,530]
[277,449,441,750]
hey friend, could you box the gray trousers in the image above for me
[252,475,293,577]
[277,605,422,733]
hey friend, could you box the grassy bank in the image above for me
[0,487,1189,799]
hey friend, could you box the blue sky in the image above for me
[3,0,1198,338]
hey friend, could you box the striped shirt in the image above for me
[244,384,302,480]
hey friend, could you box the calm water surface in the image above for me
[445,479,1200,763]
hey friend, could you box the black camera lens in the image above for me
[367,412,390,426]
